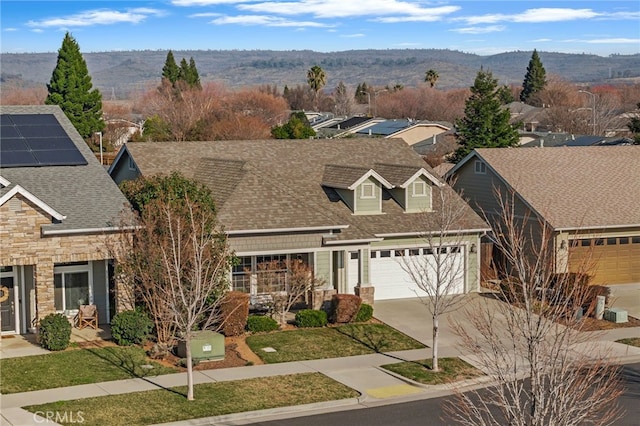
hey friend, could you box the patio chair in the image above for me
[78,304,98,330]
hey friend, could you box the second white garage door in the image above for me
[370,247,465,300]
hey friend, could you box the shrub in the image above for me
[354,303,374,322]
[330,294,362,323]
[295,309,328,328]
[39,313,72,351]
[220,291,249,336]
[246,315,279,333]
[110,310,153,346]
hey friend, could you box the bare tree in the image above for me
[446,191,623,425]
[401,185,477,372]
[113,193,232,401]
[255,259,323,326]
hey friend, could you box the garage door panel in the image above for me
[371,248,465,300]
[569,237,640,285]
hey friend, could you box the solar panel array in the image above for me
[0,114,88,168]
[356,120,411,136]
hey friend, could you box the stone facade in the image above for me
[0,195,130,324]
[354,285,375,306]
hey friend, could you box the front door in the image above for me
[1,275,15,332]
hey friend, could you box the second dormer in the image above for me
[322,165,393,215]
[374,163,444,213]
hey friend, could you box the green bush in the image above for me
[246,315,279,333]
[39,313,72,351]
[110,310,153,346]
[354,303,373,322]
[294,309,328,328]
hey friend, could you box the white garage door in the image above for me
[371,247,465,300]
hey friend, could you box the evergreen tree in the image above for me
[45,32,104,139]
[520,49,547,105]
[187,57,201,89]
[497,84,515,104]
[162,50,180,84]
[451,69,519,163]
[355,82,369,104]
[271,111,315,139]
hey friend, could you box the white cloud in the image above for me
[460,8,601,25]
[3,28,18,32]
[173,0,251,5]
[585,38,640,44]
[210,14,330,27]
[239,1,459,20]
[533,38,552,42]
[340,33,365,38]
[453,25,505,35]
[26,8,165,28]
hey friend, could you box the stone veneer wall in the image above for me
[0,195,130,323]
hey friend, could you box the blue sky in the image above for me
[1,1,639,56]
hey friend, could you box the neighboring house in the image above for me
[109,138,488,305]
[448,146,640,285]
[0,105,131,335]
[520,133,634,148]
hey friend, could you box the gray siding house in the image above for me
[109,138,488,304]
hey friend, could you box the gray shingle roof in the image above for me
[123,138,488,240]
[0,105,130,234]
[474,146,640,230]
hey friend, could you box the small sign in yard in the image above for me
[262,347,277,353]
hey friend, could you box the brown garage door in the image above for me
[569,236,640,284]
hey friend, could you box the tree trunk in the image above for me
[186,337,194,401]
[432,316,439,372]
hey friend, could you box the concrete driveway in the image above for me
[607,284,640,319]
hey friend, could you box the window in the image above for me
[594,239,604,246]
[234,253,314,295]
[350,252,359,260]
[54,263,91,313]
[450,246,461,253]
[394,249,406,257]
[632,237,640,244]
[581,239,591,247]
[380,250,391,258]
[128,157,136,171]
[371,251,377,258]
[606,238,617,246]
[474,161,486,174]
[412,181,427,197]
[620,237,629,245]
[361,183,375,199]
[409,249,420,256]
[424,248,434,255]
[232,256,252,293]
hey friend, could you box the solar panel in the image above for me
[0,114,88,168]
[17,125,69,138]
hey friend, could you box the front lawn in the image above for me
[25,373,359,426]
[246,323,425,363]
[0,346,177,394]
[380,357,482,385]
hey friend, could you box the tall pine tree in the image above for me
[520,49,547,105]
[162,50,180,84]
[45,32,104,139]
[451,69,519,163]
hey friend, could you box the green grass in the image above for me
[616,337,640,347]
[246,323,425,363]
[25,373,359,426]
[0,346,177,394]
[380,357,483,385]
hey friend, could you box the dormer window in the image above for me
[412,181,427,197]
[361,183,375,199]
[474,161,486,174]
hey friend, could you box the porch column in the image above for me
[354,248,375,305]
[34,260,55,323]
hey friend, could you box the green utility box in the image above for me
[177,330,225,361]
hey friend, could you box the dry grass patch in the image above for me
[616,337,640,347]
[25,373,359,426]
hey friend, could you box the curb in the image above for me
[151,397,362,426]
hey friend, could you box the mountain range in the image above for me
[1,49,639,99]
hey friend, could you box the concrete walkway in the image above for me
[2,292,640,426]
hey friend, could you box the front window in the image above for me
[412,181,427,197]
[361,183,375,198]
[54,271,90,312]
[233,253,314,295]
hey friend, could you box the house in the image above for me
[0,105,131,335]
[109,138,489,304]
[448,146,640,285]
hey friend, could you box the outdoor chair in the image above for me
[78,304,98,329]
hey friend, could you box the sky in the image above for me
[1,1,639,56]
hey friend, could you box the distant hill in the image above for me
[1,49,639,99]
